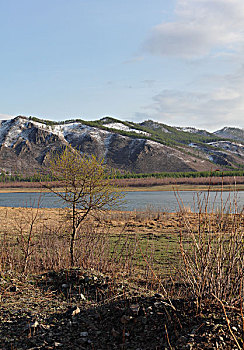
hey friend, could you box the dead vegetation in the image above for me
[0,174,244,191]
[0,189,244,349]
[114,175,244,188]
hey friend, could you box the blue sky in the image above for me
[1,0,244,131]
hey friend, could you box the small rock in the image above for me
[80,293,86,301]
[24,320,39,331]
[67,306,80,317]
[154,301,163,308]
[41,324,50,330]
[130,304,140,315]
[31,320,39,328]
[80,331,89,337]
[54,342,62,347]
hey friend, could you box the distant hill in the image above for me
[214,127,244,143]
[0,115,243,176]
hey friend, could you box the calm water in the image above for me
[0,190,243,212]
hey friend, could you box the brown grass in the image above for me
[0,191,243,300]
[115,175,244,189]
[0,188,243,348]
[0,175,244,193]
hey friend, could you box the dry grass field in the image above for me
[0,200,243,349]
[0,206,180,277]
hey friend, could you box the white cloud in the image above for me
[143,0,244,58]
[139,0,244,130]
[140,84,244,130]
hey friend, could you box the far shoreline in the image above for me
[0,183,244,193]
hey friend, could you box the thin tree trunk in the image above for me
[70,202,76,267]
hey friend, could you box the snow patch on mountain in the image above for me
[188,143,198,148]
[177,127,202,134]
[0,117,29,147]
[104,134,114,158]
[105,122,150,136]
[208,141,244,156]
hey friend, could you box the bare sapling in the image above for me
[14,199,42,273]
[47,146,123,266]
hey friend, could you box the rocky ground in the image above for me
[0,269,243,350]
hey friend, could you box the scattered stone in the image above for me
[24,320,39,331]
[41,324,50,330]
[80,293,86,301]
[130,303,140,315]
[67,306,80,317]
[54,342,62,347]
[0,269,243,350]
[80,331,89,337]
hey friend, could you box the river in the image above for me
[0,190,243,212]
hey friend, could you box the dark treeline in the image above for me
[114,176,244,188]
[116,169,244,179]
[1,176,243,190]
[1,169,244,184]
[0,172,244,190]
[0,172,51,183]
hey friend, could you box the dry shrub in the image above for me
[176,189,244,305]
[0,207,144,283]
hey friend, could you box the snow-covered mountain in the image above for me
[214,127,244,143]
[0,116,243,175]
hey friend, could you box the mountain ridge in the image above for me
[0,115,243,176]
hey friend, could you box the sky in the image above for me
[0,0,244,131]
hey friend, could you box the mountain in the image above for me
[0,116,243,176]
[214,127,244,143]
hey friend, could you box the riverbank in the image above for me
[0,183,244,193]
[0,175,244,193]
